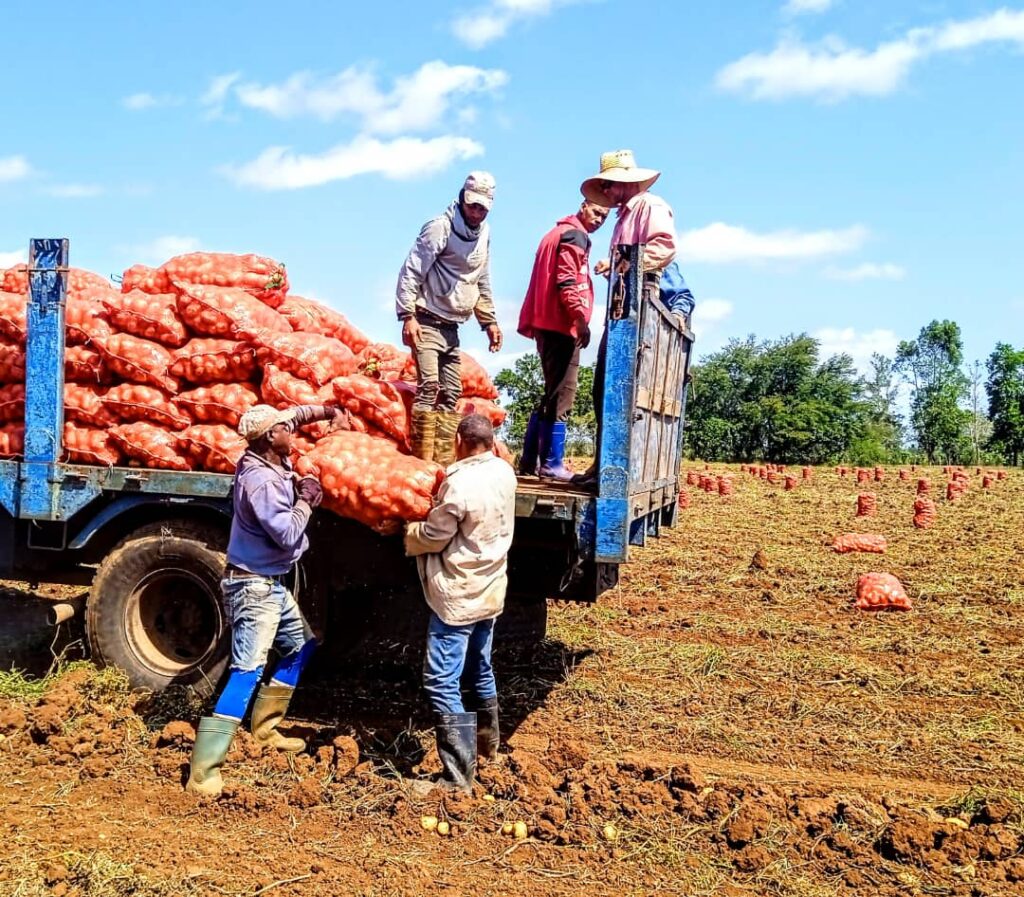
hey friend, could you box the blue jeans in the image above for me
[423,613,497,715]
[222,575,312,673]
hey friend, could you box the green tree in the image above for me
[894,320,972,463]
[985,342,1024,465]
[851,353,904,463]
[494,356,596,453]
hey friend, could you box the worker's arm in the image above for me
[641,201,677,272]
[555,228,592,346]
[249,481,312,552]
[473,240,502,350]
[404,481,464,556]
[395,217,448,320]
[292,404,352,431]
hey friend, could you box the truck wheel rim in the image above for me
[123,567,223,678]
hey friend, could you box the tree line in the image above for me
[495,320,1024,467]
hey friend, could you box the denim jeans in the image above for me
[422,612,497,715]
[221,575,312,673]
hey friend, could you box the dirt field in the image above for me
[1,464,1022,897]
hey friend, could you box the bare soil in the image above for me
[1,464,1022,897]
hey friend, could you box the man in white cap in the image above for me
[186,402,347,797]
[574,150,692,488]
[396,171,503,466]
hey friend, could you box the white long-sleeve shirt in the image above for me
[404,452,517,625]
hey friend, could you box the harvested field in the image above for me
[1,464,1022,896]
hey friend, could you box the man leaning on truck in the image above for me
[186,403,346,797]
[396,171,503,467]
[404,414,517,794]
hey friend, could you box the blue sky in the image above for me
[1,0,1022,378]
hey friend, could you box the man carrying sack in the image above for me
[396,172,503,467]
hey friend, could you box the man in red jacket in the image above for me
[517,199,609,478]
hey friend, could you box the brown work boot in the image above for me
[410,410,437,462]
[434,411,461,468]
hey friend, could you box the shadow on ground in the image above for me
[0,586,88,677]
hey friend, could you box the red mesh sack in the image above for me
[947,481,966,502]
[65,345,111,384]
[103,384,191,429]
[277,296,369,352]
[686,470,697,486]
[982,475,993,489]
[95,334,179,393]
[63,422,122,466]
[855,573,912,612]
[718,476,734,496]
[873,467,885,482]
[178,424,246,474]
[913,497,937,529]
[3,266,109,294]
[255,332,357,386]
[898,469,909,481]
[0,383,25,422]
[64,384,115,428]
[295,431,444,534]
[997,470,1007,481]
[758,467,767,479]
[174,282,290,340]
[856,493,877,517]
[290,434,316,462]
[677,487,690,509]
[837,466,848,477]
[802,466,812,480]
[702,475,715,493]
[65,294,113,345]
[104,290,188,347]
[260,364,329,409]
[170,339,256,384]
[456,396,507,428]
[0,292,27,343]
[832,533,887,554]
[493,438,514,466]
[856,468,870,484]
[0,341,25,383]
[0,423,23,458]
[767,471,780,485]
[121,264,172,295]
[357,342,413,381]
[161,252,289,307]
[109,422,191,471]
[459,351,498,400]
[916,478,930,496]
[174,382,259,427]
[331,375,409,446]
[784,475,797,491]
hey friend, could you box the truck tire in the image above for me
[86,520,229,698]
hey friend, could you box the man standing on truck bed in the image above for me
[516,199,610,480]
[404,414,517,794]
[396,171,503,467]
[186,403,346,797]
[573,150,694,488]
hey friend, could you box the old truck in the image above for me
[0,238,693,695]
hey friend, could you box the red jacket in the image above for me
[517,214,594,340]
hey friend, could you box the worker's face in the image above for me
[268,422,293,458]
[461,200,490,229]
[600,180,634,206]
[579,201,610,233]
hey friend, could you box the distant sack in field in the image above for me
[832,533,887,554]
[855,573,912,612]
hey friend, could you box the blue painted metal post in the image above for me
[594,245,642,564]
[21,239,69,520]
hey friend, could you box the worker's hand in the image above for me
[594,258,611,277]
[673,312,688,331]
[485,323,503,353]
[328,407,354,432]
[401,317,421,351]
[575,318,591,349]
[296,476,323,508]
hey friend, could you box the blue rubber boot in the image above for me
[518,413,542,475]
[538,421,573,481]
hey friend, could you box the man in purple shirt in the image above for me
[186,403,345,796]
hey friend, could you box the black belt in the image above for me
[224,564,289,583]
[415,309,458,328]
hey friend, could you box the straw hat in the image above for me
[580,150,660,206]
[238,405,296,442]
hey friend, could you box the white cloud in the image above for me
[223,135,484,190]
[124,235,202,265]
[813,326,899,371]
[692,298,734,326]
[200,72,242,120]
[232,61,507,134]
[452,0,580,48]
[0,155,31,182]
[45,183,104,199]
[717,8,1024,101]
[0,249,27,268]
[783,0,833,14]
[824,262,905,281]
[679,222,868,264]
[122,92,182,111]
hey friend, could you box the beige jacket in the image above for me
[404,452,517,626]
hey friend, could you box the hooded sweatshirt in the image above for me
[395,201,497,326]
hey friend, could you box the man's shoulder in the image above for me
[419,212,453,242]
[636,192,674,214]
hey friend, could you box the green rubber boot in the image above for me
[186,716,238,796]
[434,411,461,468]
[250,684,305,752]
[410,410,437,462]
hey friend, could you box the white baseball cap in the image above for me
[463,171,496,210]
[237,405,296,442]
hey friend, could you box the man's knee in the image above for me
[436,386,462,412]
[414,379,440,410]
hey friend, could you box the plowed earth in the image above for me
[1,465,1022,897]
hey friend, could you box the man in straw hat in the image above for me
[573,150,685,488]
[186,402,348,797]
[397,171,503,467]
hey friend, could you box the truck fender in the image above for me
[67,495,232,550]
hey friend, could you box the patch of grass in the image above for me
[0,657,94,702]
